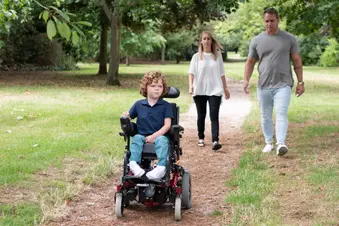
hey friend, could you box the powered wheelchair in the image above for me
[115,87,192,221]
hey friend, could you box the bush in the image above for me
[297,34,328,66]
[319,39,339,67]
[238,40,250,57]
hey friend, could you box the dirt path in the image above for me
[48,82,251,226]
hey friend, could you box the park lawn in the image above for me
[1,61,337,225]
[225,69,339,225]
[0,61,244,225]
[0,62,195,225]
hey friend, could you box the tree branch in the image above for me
[100,0,112,23]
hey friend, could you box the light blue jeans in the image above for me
[129,134,169,166]
[257,86,291,145]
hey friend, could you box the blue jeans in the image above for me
[129,134,169,166]
[257,86,291,145]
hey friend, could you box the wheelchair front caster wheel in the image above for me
[174,196,182,221]
[115,193,124,218]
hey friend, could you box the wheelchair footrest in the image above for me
[122,175,164,184]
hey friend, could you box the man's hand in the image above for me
[243,80,250,94]
[295,84,305,97]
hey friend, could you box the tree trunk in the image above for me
[176,55,180,64]
[161,46,165,64]
[98,9,108,75]
[126,56,130,66]
[106,14,120,86]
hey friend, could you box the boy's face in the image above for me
[147,79,164,99]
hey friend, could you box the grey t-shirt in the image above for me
[248,29,299,89]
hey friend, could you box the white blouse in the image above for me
[188,51,225,96]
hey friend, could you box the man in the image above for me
[243,7,305,156]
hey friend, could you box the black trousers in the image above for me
[193,95,222,142]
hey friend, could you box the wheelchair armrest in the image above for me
[171,125,184,132]
[168,125,184,136]
[120,116,138,137]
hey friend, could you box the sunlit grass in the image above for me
[226,66,339,225]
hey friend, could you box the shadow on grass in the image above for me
[0,71,146,89]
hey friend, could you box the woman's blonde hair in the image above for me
[198,31,223,60]
[140,71,168,97]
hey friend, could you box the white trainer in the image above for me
[129,161,145,177]
[146,166,166,180]
[198,139,205,147]
[262,144,274,153]
[276,144,288,156]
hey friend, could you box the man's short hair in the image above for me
[263,7,279,18]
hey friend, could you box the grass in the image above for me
[225,67,339,225]
[0,60,245,224]
[1,60,338,225]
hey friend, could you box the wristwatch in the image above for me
[298,81,304,85]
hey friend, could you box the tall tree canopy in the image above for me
[276,0,339,41]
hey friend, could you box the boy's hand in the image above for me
[145,134,156,144]
[121,112,130,117]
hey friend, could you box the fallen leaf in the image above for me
[18,155,24,159]
[65,199,71,205]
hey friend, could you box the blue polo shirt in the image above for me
[129,98,174,136]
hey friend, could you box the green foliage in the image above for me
[319,39,339,67]
[276,0,339,42]
[213,0,278,57]
[38,5,91,45]
[165,30,196,62]
[116,0,240,32]
[120,20,166,57]
[297,34,329,66]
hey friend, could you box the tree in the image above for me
[165,30,195,63]
[120,21,166,66]
[102,0,240,85]
[276,0,339,42]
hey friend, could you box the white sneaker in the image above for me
[146,166,166,180]
[198,139,205,147]
[262,144,274,153]
[276,144,288,156]
[129,161,145,177]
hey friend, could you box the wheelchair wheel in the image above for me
[115,193,124,218]
[181,170,192,209]
[174,196,182,221]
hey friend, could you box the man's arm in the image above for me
[291,52,305,97]
[243,57,257,94]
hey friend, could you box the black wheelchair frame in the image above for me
[114,87,192,221]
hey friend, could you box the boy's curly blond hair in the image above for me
[140,71,168,97]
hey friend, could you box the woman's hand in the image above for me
[224,88,230,99]
[189,86,194,95]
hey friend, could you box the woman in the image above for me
[188,31,230,151]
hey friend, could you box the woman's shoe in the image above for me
[198,139,205,147]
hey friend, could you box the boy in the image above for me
[122,71,174,180]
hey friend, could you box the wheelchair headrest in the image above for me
[164,87,180,99]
